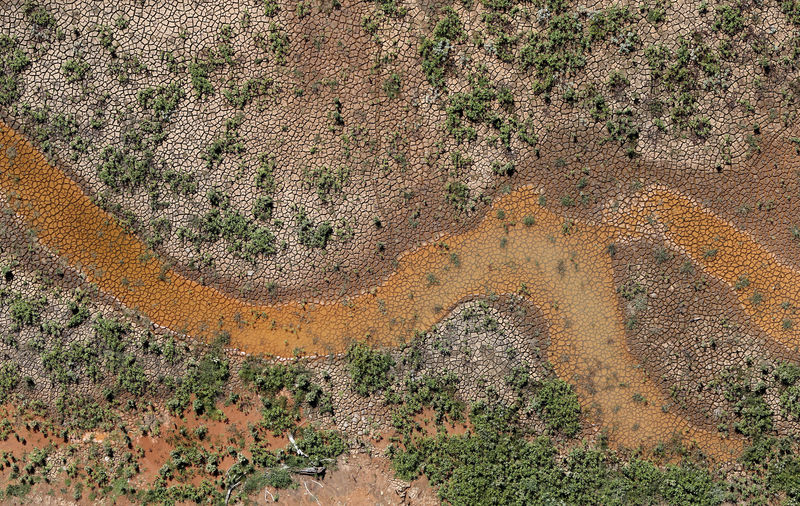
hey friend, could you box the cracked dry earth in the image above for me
[6,124,799,458]
[4,0,800,503]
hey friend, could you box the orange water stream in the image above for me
[8,121,799,459]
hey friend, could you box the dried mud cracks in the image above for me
[7,120,800,460]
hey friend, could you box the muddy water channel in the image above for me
[10,121,799,460]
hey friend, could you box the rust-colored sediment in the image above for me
[614,186,800,353]
[4,121,780,460]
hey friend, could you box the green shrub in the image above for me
[519,13,586,95]
[295,425,347,460]
[167,349,229,418]
[713,4,744,35]
[202,114,245,168]
[263,0,280,16]
[303,165,348,202]
[255,154,276,191]
[66,298,90,328]
[588,5,633,41]
[533,378,581,437]
[223,77,272,109]
[93,316,130,354]
[419,8,464,87]
[0,363,19,402]
[188,61,214,98]
[445,180,471,212]
[491,161,515,176]
[252,195,274,221]
[265,468,293,488]
[23,0,56,30]
[433,7,464,40]
[294,206,333,249]
[782,386,800,419]
[781,0,800,24]
[394,373,465,429]
[346,342,394,396]
[137,82,185,118]
[9,294,45,330]
[109,53,146,84]
[268,23,289,64]
[776,362,800,385]
[260,396,296,434]
[371,0,407,17]
[116,355,148,396]
[384,73,402,98]
[61,57,89,83]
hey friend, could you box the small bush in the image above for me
[294,206,333,249]
[62,57,89,83]
[384,73,402,98]
[713,4,744,35]
[346,342,394,396]
[23,0,56,30]
[533,378,581,437]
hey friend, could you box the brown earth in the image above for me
[6,120,782,459]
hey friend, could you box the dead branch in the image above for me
[225,479,241,506]
[287,432,309,458]
[294,466,326,476]
[303,480,321,506]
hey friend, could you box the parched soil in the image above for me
[4,0,800,501]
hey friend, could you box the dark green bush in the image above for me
[268,23,289,64]
[23,1,56,30]
[252,195,275,222]
[294,206,333,249]
[167,349,229,418]
[9,294,45,330]
[445,180,471,211]
[61,57,89,83]
[137,82,185,118]
[713,4,744,35]
[419,8,464,87]
[188,61,214,98]
[0,363,19,402]
[588,5,633,41]
[303,165,348,202]
[263,0,280,16]
[391,399,726,505]
[776,362,800,385]
[346,342,394,396]
[533,378,581,437]
[384,73,402,98]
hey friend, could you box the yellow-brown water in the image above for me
[13,121,800,460]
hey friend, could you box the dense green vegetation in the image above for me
[166,341,229,419]
[22,1,56,31]
[97,81,196,205]
[240,358,333,432]
[139,357,344,502]
[390,401,729,506]
[531,377,581,437]
[293,205,333,249]
[381,355,800,504]
[419,8,464,87]
[346,341,395,396]
[177,188,277,262]
[0,35,30,106]
[390,372,465,430]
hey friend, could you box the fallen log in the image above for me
[293,466,326,476]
